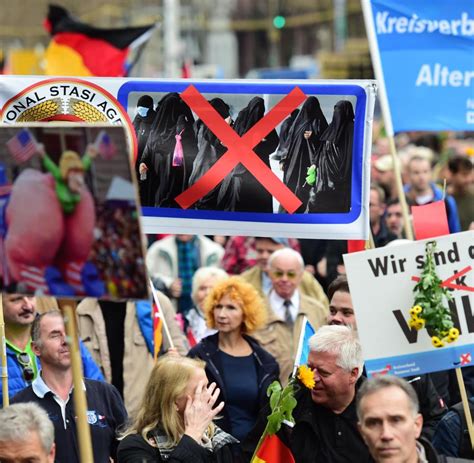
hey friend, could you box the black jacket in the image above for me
[419,437,472,463]
[187,333,280,435]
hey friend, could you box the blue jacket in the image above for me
[0,339,104,407]
[404,182,461,234]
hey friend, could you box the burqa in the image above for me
[273,109,299,161]
[189,98,231,210]
[217,97,279,212]
[140,93,197,208]
[279,96,328,213]
[132,95,157,206]
[307,100,354,213]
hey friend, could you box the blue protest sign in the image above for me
[0,76,376,239]
[363,0,474,132]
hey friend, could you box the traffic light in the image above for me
[273,15,286,29]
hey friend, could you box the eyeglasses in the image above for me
[271,270,299,280]
[17,352,35,383]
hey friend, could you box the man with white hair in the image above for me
[243,325,371,461]
[0,402,55,462]
[253,247,328,383]
[357,376,469,463]
[290,325,372,462]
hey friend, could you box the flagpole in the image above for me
[62,302,94,463]
[361,0,414,241]
[292,316,308,377]
[149,279,175,350]
[0,296,9,407]
[455,368,474,450]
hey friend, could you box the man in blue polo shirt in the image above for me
[1,294,103,406]
[11,311,127,463]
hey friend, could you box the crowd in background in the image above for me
[0,122,473,462]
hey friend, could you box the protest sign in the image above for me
[0,123,147,299]
[343,231,474,378]
[362,0,474,133]
[0,76,376,239]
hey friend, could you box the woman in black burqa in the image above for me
[307,99,355,213]
[217,97,279,213]
[188,97,232,210]
[139,93,197,208]
[273,108,299,161]
[279,96,328,213]
[132,95,156,206]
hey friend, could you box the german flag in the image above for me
[252,434,295,463]
[44,4,155,77]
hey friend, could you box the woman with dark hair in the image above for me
[218,97,279,213]
[279,96,328,213]
[189,98,232,210]
[188,277,279,442]
[133,95,156,205]
[139,93,197,208]
[307,100,355,213]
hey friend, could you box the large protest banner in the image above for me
[343,231,474,378]
[362,0,474,132]
[0,76,376,239]
[0,123,148,298]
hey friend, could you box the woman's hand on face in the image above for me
[183,381,224,443]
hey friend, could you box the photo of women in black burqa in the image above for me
[140,93,197,208]
[273,108,299,161]
[132,95,156,206]
[217,97,279,212]
[188,98,231,210]
[307,100,355,213]
[279,96,328,213]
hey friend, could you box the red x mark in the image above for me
[411,266,474,292]
[175,85,307,213]
[461,353,471,365]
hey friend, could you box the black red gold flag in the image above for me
[44,4,155,77]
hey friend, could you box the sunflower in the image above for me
[298,365,315,390]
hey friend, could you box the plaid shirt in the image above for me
[177,237,198,315]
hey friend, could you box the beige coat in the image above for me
[76,292,188,417]
[241,265,329,309]
[252,293,328,384]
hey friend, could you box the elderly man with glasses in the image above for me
[1,294,103,406]
[252,247,328,383]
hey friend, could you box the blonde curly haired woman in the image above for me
[117,355,240,462]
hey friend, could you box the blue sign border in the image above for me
[118,80,367,224]
[366,343,474,378]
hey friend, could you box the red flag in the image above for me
[44,5,155,77]
[411,201,450,240]
[252,434,295,463]
[347,240,366,253]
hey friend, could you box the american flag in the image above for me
[6,129,38,163]
[94,131,117,160]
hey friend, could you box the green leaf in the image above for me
[267,381,282,398]
[269,389,281,411]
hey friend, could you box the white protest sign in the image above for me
[343,231,474,377]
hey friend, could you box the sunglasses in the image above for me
[271,270,298,280]
[17,352,35,383]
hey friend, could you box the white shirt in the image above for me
[33,374,85,429]
[268,289,300,323]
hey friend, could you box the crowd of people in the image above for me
[0,112,473,462]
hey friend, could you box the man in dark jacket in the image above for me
[326,275,447,439]
[357,375,470,463]
[243,325,373,462]
[12,311,127,463]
